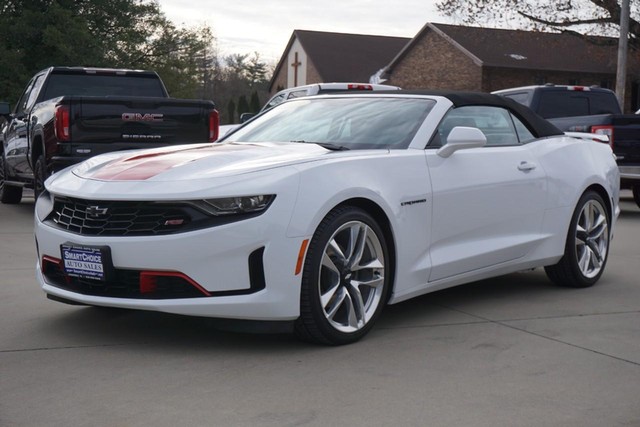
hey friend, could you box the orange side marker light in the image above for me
[295,239,310,276]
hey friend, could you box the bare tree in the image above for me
[437,0,639,49]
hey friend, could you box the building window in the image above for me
[568,79,579,86]
[600,80,612,89]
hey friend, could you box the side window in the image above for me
[433,106,519,147]
[503,92,531,106]
[511,114,536,143]
[14,78,36,114]
[265,94,286,110]
[25,75,45,111]
[287,90,307,99]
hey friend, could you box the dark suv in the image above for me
[494,84,640,207]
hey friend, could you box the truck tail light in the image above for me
[208,110,219,142]
[568,86,590,91]
[591,125,614,148]
[347,84,373,90]
[55,105,70,141]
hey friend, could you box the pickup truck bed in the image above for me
[49,95,217,170]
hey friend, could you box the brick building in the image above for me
[383,23,640,112]
[270,23,640,112]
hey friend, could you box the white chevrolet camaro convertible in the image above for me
[35,91,620,345]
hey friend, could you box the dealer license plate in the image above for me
[61,244,111,281]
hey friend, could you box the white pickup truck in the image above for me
[219,82,400,138]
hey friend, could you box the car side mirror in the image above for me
[437,126,487,158]
[240,112,255,123]
[0,102,11,117]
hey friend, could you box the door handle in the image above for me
[518,161,537,172]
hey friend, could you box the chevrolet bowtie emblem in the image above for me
[86,206,109,217]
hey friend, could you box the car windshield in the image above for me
[225,97,436,149]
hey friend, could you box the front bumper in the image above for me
[35,205,307,321]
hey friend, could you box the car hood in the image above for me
[72,142,361,182]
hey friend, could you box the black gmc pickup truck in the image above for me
[0,67,218,203]
[494,84,640,207]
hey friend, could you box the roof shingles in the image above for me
[294,30,410,82]
[428,23,631,74]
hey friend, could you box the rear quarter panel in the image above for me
[530,136,618,208]
[528,136,619,249]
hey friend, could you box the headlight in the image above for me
[35,190,54,221]
[190,195,275,216]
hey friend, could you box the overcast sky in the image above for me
[157,0,450,63]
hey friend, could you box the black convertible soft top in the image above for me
[368,90,564,138]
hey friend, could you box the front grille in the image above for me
[46,197,201,236]
[45,196,268,237]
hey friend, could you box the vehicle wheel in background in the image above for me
[632,185,640,208]
[545,191,610,288]
[0,152,23,204]
[33,155,48,200]
[295,206,391,345]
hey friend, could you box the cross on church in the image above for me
[291,52,302,86]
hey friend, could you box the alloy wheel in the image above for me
[574,199,609,279]
[318,220,385,333]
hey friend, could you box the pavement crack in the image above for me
[378,319,490,330]
[466,310,640,323]
[0,343,132,354]
[495,321,640,367]
[433,303,640,367]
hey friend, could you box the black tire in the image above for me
[545,191,610,288]
[632,185,640,209]
[0,152,23,204]
[33,155,48,200]
[295,206,391,345]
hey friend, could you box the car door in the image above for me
[426,105,547,282]
[4,74,45,176]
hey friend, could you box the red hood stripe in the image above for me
[92,158,180,180]
[89,144,243,181]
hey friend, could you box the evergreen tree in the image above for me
[227,99,236,124]
[246,53,269,87]
[0,0,217,103]
[250,91,260,113]
[237,95,250,117]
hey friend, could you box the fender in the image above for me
[28,130,46,175]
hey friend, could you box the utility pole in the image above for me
[616,0,630,111]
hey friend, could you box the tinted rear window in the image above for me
[588,92,621,115]
[537,91,620,118]
[41,73,166,101]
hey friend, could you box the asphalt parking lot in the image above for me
[1,191,639,427]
